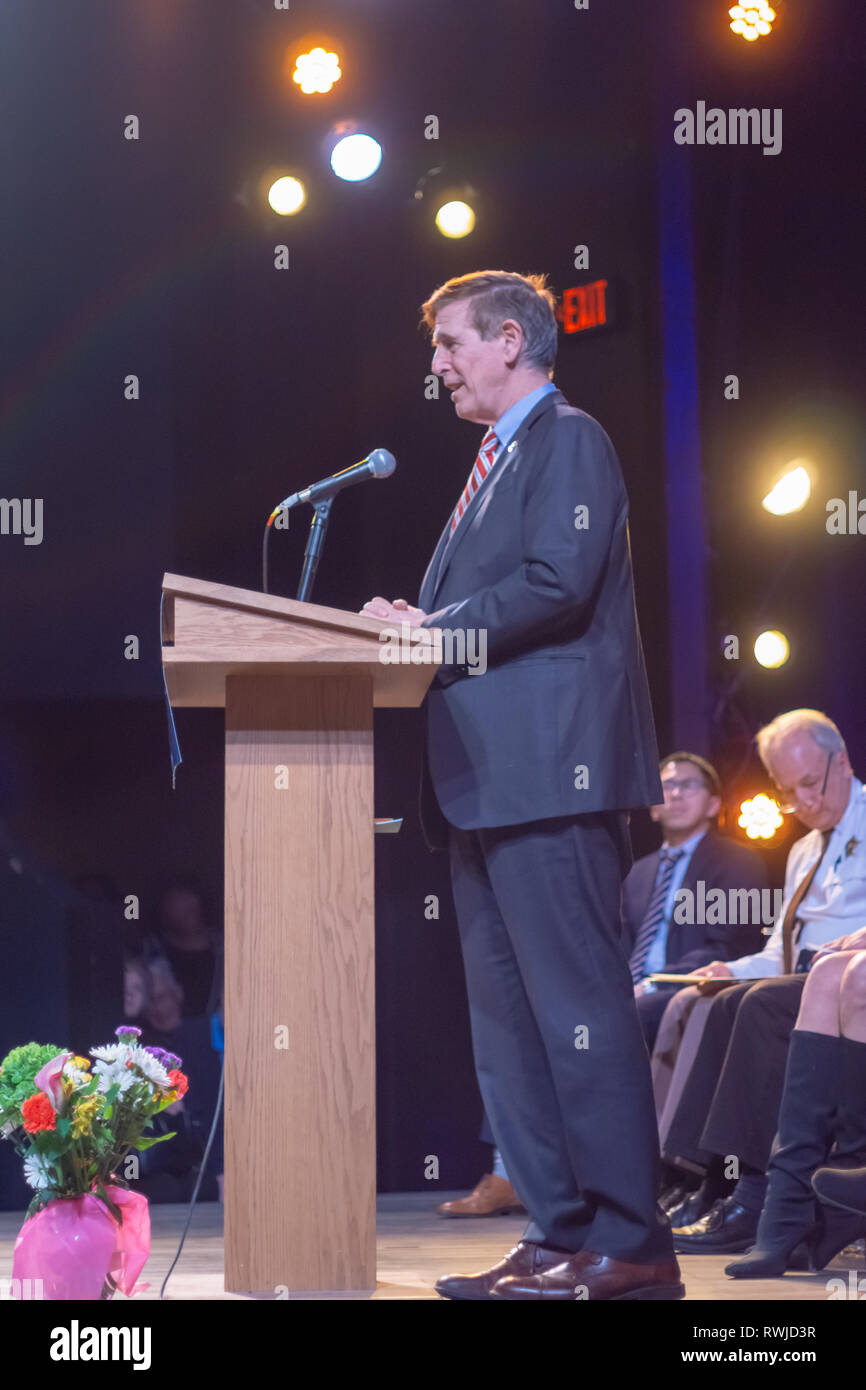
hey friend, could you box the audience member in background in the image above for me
[123,956,151,1022]
[441,752,767,1220]
[133,955,224,1203]
[146,877,222,1018]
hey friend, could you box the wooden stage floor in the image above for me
[1,1193,863,1300]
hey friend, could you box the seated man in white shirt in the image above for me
[659,709,866,1258]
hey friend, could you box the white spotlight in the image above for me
[330,134,382,182]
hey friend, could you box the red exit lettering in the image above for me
[558,280,609,334]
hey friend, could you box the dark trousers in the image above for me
[664,975,805,1173]
[449,811,673,1262]
[480,984,678,1146]
[635,985,682,1052]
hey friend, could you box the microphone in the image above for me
[269,448,396,522]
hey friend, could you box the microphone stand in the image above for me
[296,499,333,602]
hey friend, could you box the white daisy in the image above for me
[128,1048,171,1088]
[92,1058,137,1094]
[23,1152,56,1189]
[90,1043,126,1064]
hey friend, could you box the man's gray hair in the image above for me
[756,708,847,772]
[420,269,558,374]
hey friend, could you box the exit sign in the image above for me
[556,279,611,335]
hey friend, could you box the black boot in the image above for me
[813,1164,866,1217]
[810,1036,866,1266]
[726,1031,841,1279]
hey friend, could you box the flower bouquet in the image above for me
[0,1025,189,1299]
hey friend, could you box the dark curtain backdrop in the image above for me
[1,0,863,1196]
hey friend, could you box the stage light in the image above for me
[754,629,790,668]
[435,200,476,238]
[762,463,811,515]
[267,176,306,215]
[293,47,342,94]
[729,4,775,41]
[330,133,382,182]
[738,793,784,839]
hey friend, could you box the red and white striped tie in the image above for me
[449,428,499,537]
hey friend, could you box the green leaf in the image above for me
[134,1130,176,1150]
[55,1116,71,1138]
[26,1189,58,1219]
[94,1182,123,1225]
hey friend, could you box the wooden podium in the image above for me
[160,574,439,1294]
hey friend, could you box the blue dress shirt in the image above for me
[487,381,557,466]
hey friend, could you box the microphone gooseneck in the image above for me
[263,447,397,595]
[267,448,397,526]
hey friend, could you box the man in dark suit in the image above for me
[363,269,682,1301]
[623,752,769,1049]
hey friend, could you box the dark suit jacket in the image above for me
[416,387,663,850]
[619,829,769,972]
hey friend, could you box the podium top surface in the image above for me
[161,573,441,709]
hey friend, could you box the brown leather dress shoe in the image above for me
[435,1240,570,1300]
[491,1249,686,1300]
[436,1173,526,1217]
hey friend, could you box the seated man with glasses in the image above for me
[623,752,768,1048]
[661,709,866,1259]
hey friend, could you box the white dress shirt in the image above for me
[728,776,866,978]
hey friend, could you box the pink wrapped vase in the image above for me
[10,1185,150,1300]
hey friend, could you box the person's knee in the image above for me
[840,951,866,1014]
[658,987,695,1026]
[808,951,849,993]
[710,984,744,1022]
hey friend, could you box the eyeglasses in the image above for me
[661,777,707,797]
[773,751,835,814]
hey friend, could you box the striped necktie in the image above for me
[628,847,685,984]
[448,428,499,539]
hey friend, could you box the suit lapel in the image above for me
[420,388,565,609]
[636,851,662,924]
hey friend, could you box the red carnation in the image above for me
[21,1092,58,1133]
[167,1069,189,1099]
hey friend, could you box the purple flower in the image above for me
[115,1025,142,1040]
[163,1052,182,1070]
[144,1046,168,1061]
